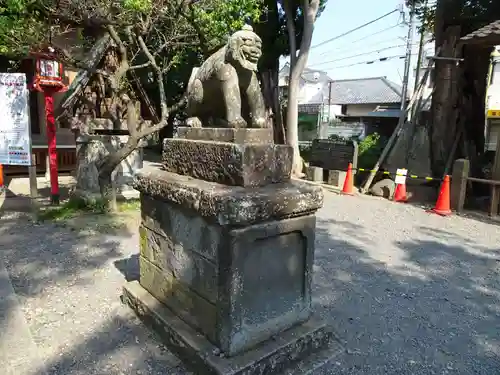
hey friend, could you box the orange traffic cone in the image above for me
[341,163,354,195]
[393,182,408,202]
[429,175,451,216]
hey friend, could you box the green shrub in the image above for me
[357,133,387,169]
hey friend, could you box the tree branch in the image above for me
[129,62,152,70]
[107,25,127,61]
[137,34,168,121]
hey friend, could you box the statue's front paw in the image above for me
[228,117,247,128]
[251,117,267,128]
[186,117,202,128]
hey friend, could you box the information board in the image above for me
[309,138,358,172]
[0,73,32,166]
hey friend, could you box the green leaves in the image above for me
[122,0,152,12]
[189,0,264,51]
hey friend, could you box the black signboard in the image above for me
[309,139,358,172]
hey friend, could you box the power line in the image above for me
[311,7,402,50]
[318,23,404,57]
[311,44,409,67]
[323,54,407,69]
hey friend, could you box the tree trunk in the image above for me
[97,137,139,211]
[260,66,285,143]
[429,25,461,177]
[285,0,320,177]
[256,0,285,144]
[459,45,491,159]
[98,172,118,212]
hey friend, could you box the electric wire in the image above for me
[317,23,405,57]
[311,44,415,67]
[311,8,402,50]
[324,54,411,70]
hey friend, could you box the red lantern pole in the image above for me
[29,49,66,206]
[44,87,59,204]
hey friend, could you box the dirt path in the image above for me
[0,191,499,374]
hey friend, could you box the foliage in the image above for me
[410,0,500,36]
[0,0,48,55]
[355,132,387,169]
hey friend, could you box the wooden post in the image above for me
[490,139,500,216]
[29,154,38,222]
[450,159,469,213]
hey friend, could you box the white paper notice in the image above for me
[395,168,407,185]
[0,73,32,166]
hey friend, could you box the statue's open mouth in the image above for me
[246,54,259,63]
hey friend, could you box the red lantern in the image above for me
[30,49,67,92]
[29,47,67,204]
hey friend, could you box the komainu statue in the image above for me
[185,25,267,128]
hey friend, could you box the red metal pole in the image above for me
[44,88,59,205]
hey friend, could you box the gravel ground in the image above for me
[1,191,500,374]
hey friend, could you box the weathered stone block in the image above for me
[73,134,143,199]
[123,281,342,375]
[327,170,347,188]
[139,225,218,303]
[305,166,323,182]
[139,255,217,342]
[134,166,322,356]
[162,138,292,187]
[177,127,273,144]
[134,167,323,226]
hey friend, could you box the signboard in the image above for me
[309,138,358,171]
[0,73,32,166]
[487,109,500,118]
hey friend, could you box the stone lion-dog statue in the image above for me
[185,25,268,128]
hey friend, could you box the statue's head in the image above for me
[226,25,262,71]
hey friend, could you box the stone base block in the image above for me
[305,166,323,182]
[177,127,273,144]
[327,170,347,188]
[123,281,342,375]
[134,167,323,227]
[162,138,292,187]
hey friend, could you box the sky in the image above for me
[281,0,432,89]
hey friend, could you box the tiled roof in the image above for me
[461,20,500,45]
[329,77,403,105]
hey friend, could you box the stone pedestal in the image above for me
[72,134,143,201]
[123,128,341,374]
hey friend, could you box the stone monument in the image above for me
[122,25,340,374]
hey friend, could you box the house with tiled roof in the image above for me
[328,76,408,138]
[278,64,409,140]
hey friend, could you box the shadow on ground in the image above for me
[114,254,139,282]
[313,218,500,374]
[2,186,500,374]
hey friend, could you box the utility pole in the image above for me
[412,0,428,114]
[360,1,415,193]
[399,0,415,124]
